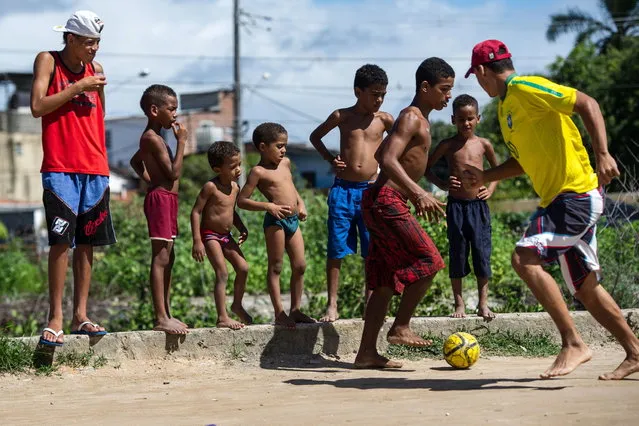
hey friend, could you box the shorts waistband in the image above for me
[148,186,178,197]
[367,185,408,203]
[447,196,486,204]
[334,178,372,189]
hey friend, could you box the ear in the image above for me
[213,166,222,174]
[450,114,455,125]
[477,64,486,77]
[150,104,158,117]
[420,81,430,93]
[354,87,362,98]
[476,114,481,123]
[258,142,266,152]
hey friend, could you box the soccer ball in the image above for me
[443,332,480,369]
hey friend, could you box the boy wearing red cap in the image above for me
[463,39,639,380]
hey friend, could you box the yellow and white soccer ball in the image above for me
[443,332,480,369]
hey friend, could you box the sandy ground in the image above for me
[1,348,638,426]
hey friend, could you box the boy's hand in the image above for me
[411,190,446,222]
[461,166,484,190]
[449,175,462,191]
[172,122,188,143]
[477,186,492,200]
[238,230,248,246]
[267,203,293,219]
[78,74,107,92]
[596,152,620,186]
[298,205,307,221]
[192,241,206,262]
[331,155,347,172]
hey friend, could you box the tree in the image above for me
[546,0,639,52]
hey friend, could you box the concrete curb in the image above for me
[22,309,639,363]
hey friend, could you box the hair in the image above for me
[415,57,455,91]
[252,122,287,149]
[139,84,177,115]
[354,64,388,89]
[484,57,515,74]
[452,94,479,115]
[62,32,71,45]
[207,141,240,169]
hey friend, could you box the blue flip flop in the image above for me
[39,328,64,347]
[71,321,108,336]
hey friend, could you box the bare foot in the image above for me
[354,352,403,369]
[231,303,253,325]
[599,353,639,380]
[387,326,432,347]
[477,306,496,321]
[216,317,245,330]
[153,318,188,335]
[290,309,316,324]
[540,344,592,379]
[320,305,339,323]
[170,317,189,328]
[274,311,296,329]
[450,306,466,318]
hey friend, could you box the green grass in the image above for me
[0,337,108,375]
[386,330,561,360]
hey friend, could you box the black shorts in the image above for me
[42,172,116,247]
[446,197,491,279]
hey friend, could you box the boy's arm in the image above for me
[478,139,500,199]
[462,157,524,190]
[425,141,450,191]
[382,112,395,133]
[30,52,106,118]
[380,111,445,220]
[237,168,293,218]
[310,110,346,170]
[296,191,307,221]
[573,91,620,186]
[190,183,214,262]
[129,150,151,184]
[94,61,106,116]
[145,123,187,182]
[232,210,248,245]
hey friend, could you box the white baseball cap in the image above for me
[53,10,104,39]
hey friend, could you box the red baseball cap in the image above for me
[465,39,512,78]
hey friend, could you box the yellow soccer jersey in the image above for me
[498,74,598,207]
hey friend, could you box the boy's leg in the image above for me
[204,239,244,329]
[476,277,495,320]
[512,247,591,378]
[451,278,465,318]
[286,229,315,323]
[222,240,252,325]
[265,226,295,328]
[150,240,187,334]
[574,272,639,380]
[354,286,402,369]
[387,274,435,347]
[164,247,187,328]
[70,244,105,334]
[321,258,342,322]
[44,243,70,344]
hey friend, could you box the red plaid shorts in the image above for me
[362,185,445,294]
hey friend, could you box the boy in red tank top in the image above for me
[31,10,113,346]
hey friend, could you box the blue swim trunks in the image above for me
[327,178,371,259]
[263,212,299,237]
[446,196,491,279]
[42,172,116,247]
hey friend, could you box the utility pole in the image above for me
[233,0,246,187]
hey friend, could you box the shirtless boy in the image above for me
[426,94,498,320]
[310,64,394,322]
[354,58,454,369]
[191,141,252,330]
[130,84,188,334]
[238,123,316,328]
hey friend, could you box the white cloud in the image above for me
[0,0,601,148]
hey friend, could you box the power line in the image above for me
[245,87,323,123]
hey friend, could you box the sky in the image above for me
[0,0,602,148]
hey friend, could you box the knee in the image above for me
[292,260,307,276]
[215,268,229,284]
[269,259,283,275]
[236,261,249,278]
[153,251,171,268]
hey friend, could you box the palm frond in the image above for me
[546,8,614,42]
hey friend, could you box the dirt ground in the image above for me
[1,348,638,426]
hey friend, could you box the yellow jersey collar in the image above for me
[501,72,518,100]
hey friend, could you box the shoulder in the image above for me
[509,75,572,96]
[436,137,453,149]
[282,157,293,168]
[33,51,55,71]
[478,137,493,147]
[92,61,104,73]
[200,180,217,195]
[396,106,424,128]
[377,111,394,124]
[248,165,265,178]
[140,130,164,147]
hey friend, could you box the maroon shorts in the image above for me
[362,185,445,294]
[144,187,178,241]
